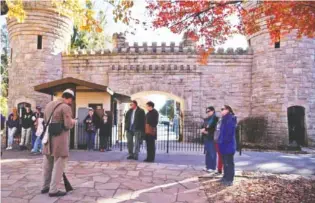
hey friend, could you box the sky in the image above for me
[0,0,248,49]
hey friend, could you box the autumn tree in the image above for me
[71,5,111,50]
[146,0,315,63]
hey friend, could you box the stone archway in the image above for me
[14,97,36,115]
[131,90,185,114]
[108,71,203,130]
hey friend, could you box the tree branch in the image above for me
[168,1,242,29]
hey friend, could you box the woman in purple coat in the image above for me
[218,105,237,186]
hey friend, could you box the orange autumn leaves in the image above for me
[243,1,315,42]
[147,0,315,64]
[147,1,241,51]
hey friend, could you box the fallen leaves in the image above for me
[200,171,315,203]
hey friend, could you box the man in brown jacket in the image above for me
[41,89,76,197]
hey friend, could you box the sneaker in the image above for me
[203,168,208,172]
[207,169,216,174]
[214,171,222,175]
[6,146,11,150]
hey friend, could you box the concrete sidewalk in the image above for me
[2,150,315,176]
[1,150,314,203]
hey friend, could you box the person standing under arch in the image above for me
[99,113,111,152]
[20,105,33,150]
[84,108,100,151]
[125,100,145,160]
[144,101,159,162]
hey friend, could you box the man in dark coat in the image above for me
[84,108,100,151]
[144,101,159,162]
[20,105,33,149]
[124,100,145,160]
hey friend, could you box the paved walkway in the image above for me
[1,150,315,203]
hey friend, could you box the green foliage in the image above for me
[159,100,175,120]
[71,9,111,50]
[1,24,9,116]
[0,96,8,116]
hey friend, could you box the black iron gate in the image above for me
[75,122,205,153]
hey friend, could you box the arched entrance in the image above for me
[17,102,31,117]
[131,91,185,115]
[287,106,306,146]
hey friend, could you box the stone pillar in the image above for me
[244,2,315,147]
[7,0,73,111]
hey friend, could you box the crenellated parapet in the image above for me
[63,45,251,56]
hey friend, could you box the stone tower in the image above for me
[245,2,315,146]
[7,0,73,110]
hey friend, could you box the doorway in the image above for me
[287,106,306,146]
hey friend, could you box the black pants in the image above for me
[222,153,235,182]
[146,136,156,161]
[100,136,109,150]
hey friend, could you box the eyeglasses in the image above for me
[221,108,226,111]
[206,111,211,113]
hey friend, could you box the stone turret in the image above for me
[244,2,315,146]
[7,0,73,110]
[182,32,196,52]
[112,32,127,51]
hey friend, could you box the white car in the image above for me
[159,115,170,125]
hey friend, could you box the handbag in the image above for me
[40,103,63,140]
[49,122,64,136]
[145,124,156,136]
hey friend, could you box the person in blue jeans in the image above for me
[218,105,237,186]
[31,117,44,154]
[201,106,218,173]
[31,106,44,148]
[84,108,100,151]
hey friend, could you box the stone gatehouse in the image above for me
[6,1,315,147]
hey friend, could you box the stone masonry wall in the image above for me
[7,0,72,111]
[62,51,253,129]
[245,1,315,147]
